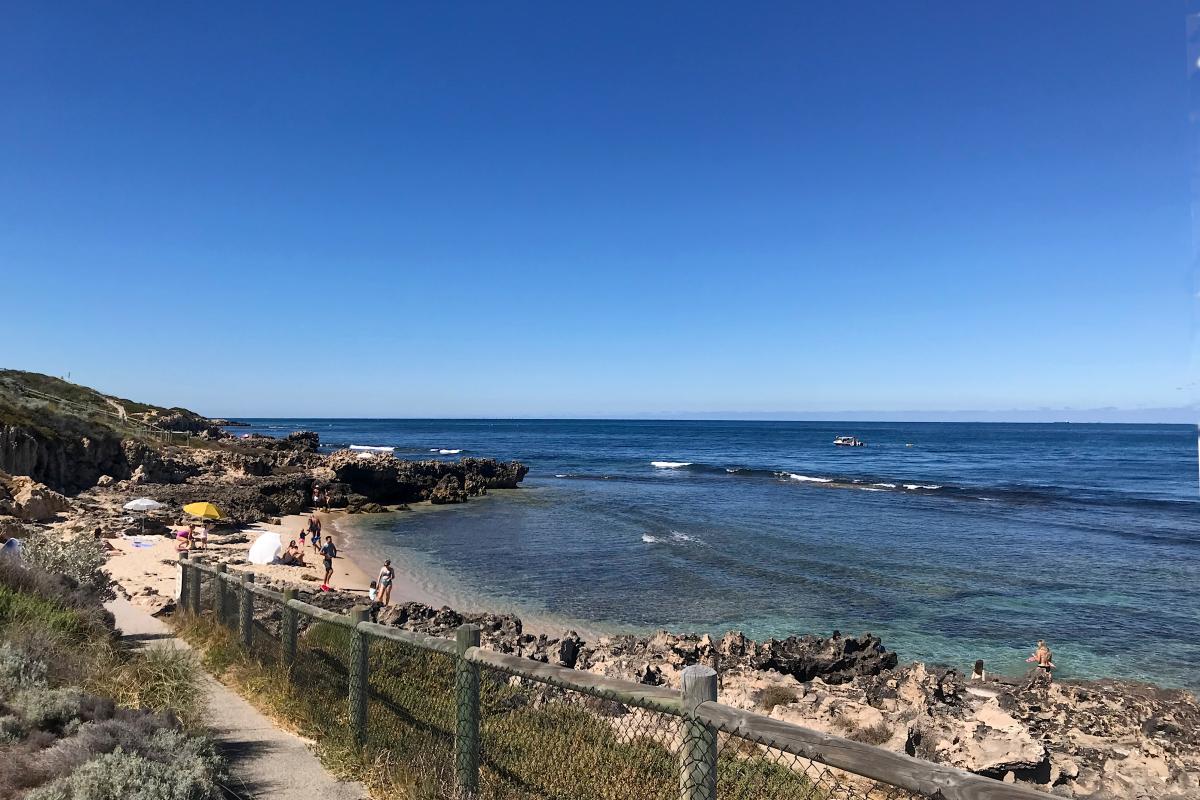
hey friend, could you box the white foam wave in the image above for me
[430,448,463,454]
[641,534,661,543]
[872,483,897,489]
[350,444,394,452]
[786,474,832,483]
[651,461,692,469]
[670,530,697,542]
[857,487,884,492]
[904,484,942,490]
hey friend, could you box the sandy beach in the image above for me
[106,510,376,612]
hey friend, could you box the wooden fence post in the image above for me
[680,665,718,800]
[177,552,189,609]
[239,573,255,649]
[189,560,202,615]
[214,564,227,624]
[455,623,482,797]
[282,588,297,666]
[350,607,370,746]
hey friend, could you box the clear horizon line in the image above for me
[214,407,1198,425]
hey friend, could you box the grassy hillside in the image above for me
[0,370,213,436]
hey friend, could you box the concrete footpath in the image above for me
[106,597,367,800]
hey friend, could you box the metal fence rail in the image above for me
[178,555,1047,800]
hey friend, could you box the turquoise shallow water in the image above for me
[235,419,1199,690]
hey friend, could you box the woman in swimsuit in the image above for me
[1026,640,1056,681]
[377,559,395,606]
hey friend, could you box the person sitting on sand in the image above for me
[1026,640,1056,680]
[281,540,305,566]
[320,536,337,591]
[377,559,395,606]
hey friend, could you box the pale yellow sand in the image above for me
[106,511,374,612]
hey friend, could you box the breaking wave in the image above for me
[642,530,700,545]
[784,473,833,484]
[651,461,692,468]
[431,448,464,454]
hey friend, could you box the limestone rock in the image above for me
[0,473,71,520]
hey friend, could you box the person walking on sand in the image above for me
[320,535,337,591]
[309,515,322,554]
[377,559,395,606]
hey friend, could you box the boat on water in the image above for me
[833,436,866,447]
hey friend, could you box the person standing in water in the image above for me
[320,535,337,591]
[377,559,395,606]
[1027,640,1056,680]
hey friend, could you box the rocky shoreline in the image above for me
[1,371,1198,798]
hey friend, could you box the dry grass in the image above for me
[755,684,800,712]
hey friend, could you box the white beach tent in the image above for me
[248,532,282,565]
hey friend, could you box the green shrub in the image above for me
[8,687,87,734]
[18,529,112,602]
[24,743,223,800]
[0,640,48,692]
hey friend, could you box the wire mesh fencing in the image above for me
[708,726,924,800]
[477,663,683,800]
[176,559,1050,800]
[363,634,460,795]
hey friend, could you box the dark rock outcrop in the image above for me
[325,451,528,505]
[429,475,467,504]
[132,474,312,525]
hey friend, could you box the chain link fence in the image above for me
[177,555,1048,800]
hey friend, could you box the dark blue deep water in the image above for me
[235,419,1199,689]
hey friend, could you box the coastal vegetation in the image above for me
[175,611,837,800]
[0,534,221,799]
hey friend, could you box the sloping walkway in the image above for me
[106,597,367,800]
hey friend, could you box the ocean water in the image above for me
[234,419,1199,690]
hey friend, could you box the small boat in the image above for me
[833,436,866,447]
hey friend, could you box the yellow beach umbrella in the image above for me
[183,502,223,520]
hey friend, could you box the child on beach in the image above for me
[368,581,382,622]
[299,527,307,549]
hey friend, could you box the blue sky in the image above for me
[2,3,1195,419]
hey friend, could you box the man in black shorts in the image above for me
[321,535,337,590]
